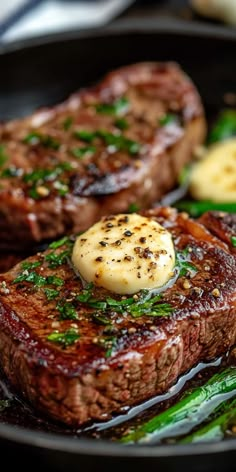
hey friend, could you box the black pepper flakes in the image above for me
[95,256,103,262]
[124,230,133,237]
[99,241,108,247]
[124,256,133,261]
[139,237,146,244]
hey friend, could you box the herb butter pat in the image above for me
[72,214,175,294]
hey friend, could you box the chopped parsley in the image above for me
[13,270,47,286]
[13,270,64,287]
[45,249,71,268]
[128,202,140,213]
[21,261,41,270]
[76,282,94,303]
[74,130,96,143]
[23,162,72,200]
[56,301,78,320]
[23,163,72,185]
[44,288,59,301]
[231,236,236,247]
[47,328,80,347]
[74,129,141,155]
[49,236,71,249]
[63,116,73,131]
[97,130,141,155]
[115,118,129,130]
[92,312,112,326]
[159,113,178,127]
[76,285,172,319]
[71,146,96,159]
[95,97,130,116]
[53,181,69,196]
[1,166,21,178]
[98,335,118,358]
[0,144,8,167]
[23,132,60,150]
[176,249,198,278]
[46,275,64,287]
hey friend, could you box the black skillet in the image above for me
[0,18,236,472]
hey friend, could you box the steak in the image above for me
[0,207,235,426]
[0,62,206,249]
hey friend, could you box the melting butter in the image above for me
[72,213,175,295]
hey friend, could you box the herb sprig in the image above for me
[47,328,80,347]
[176,249,198,278]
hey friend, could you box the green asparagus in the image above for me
[120,368,236,444]
[175,200,236,217]
[179,398,236,444]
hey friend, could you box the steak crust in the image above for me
[0,63,206,248]
[0,208,235,426]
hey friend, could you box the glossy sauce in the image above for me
[1,357,234,442]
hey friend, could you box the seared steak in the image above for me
[0,63,205,248]
[0,208,235,426]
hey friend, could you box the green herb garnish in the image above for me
[23,132,60,150]
[63,116,73,131]
[46,275,64,287]
[13,270,47,286]
[45,249,71,268]
[98,335,118,358]
[53,181,69,196]
[95,97,130,116]
[44,288,59,301]
[74,130,96,143]
[56,301,78,321]
[76,282,94,303]
[0,144,8,167]
[128,203,140,213]
[21,261,41,270]
[124,291,173,318]
[92,313,112,326]
[176,249,198,278]
[1,166,21,178]
[97,130,141,155]
[47,328,80,347]
[74,129,141,155]
[114,118,129,130]
[231,236,236,247]
[208,110,236,144]
[159,113,178,127]
[71,146,96,159]
[49,236,71,249]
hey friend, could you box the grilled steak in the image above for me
[0,62,206,249]
[0,208,235,426]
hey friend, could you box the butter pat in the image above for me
[72,214,175,294]
[190,139,236,203]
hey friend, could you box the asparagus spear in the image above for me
[179,398,236,444]
[175,200,236,217]
[208,110,236,144]
[120,368,236,444]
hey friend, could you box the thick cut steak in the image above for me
[0,63,206,248]
[0,208,235,426]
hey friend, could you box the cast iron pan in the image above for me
[0,18,236,472]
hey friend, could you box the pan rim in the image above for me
[0,17,236,457]
[1,16,236,57]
